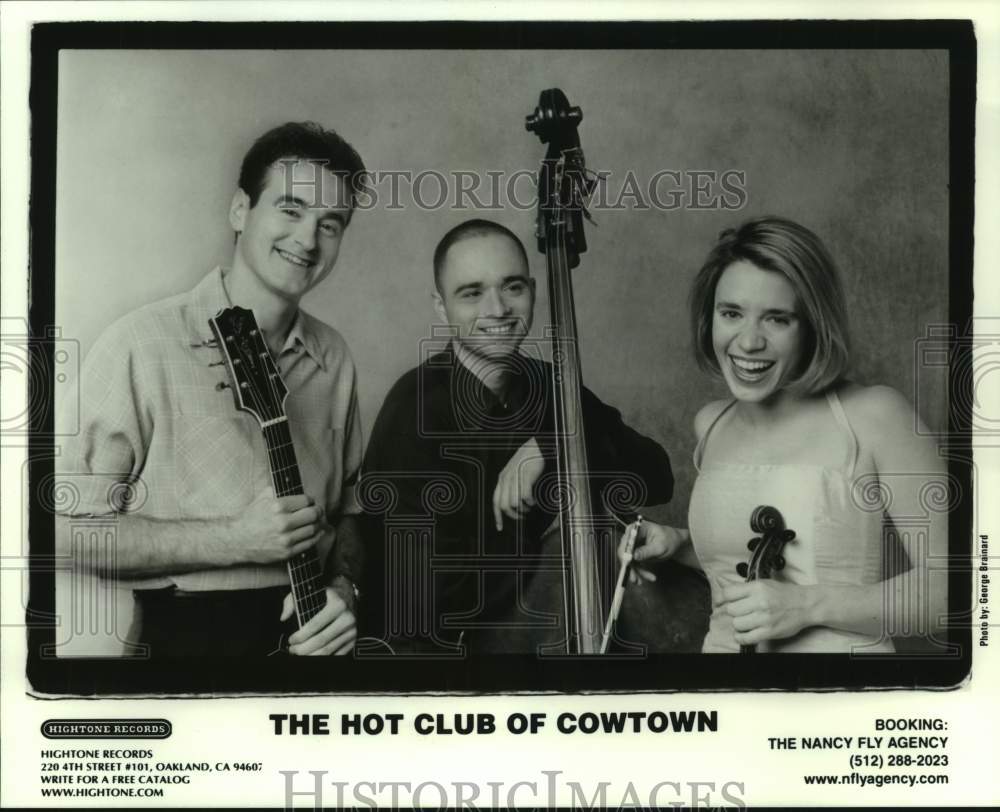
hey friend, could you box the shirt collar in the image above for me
[189,266,233,326]
[284,309,327,371]
[448,341,529,411]
[189,268,326,371]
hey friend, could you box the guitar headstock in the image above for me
[208,306,287,427]
[736,505,796,582]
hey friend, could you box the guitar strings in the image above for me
[235,331,326,624]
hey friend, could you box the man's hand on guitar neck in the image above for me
[229,488,326,564]
[281,580,357,656]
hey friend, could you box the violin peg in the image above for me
[736,562,748,578]
[747,537,760,551]
[783,529,796,542]
[773,555,785,570]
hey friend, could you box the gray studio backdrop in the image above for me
[54,49,948,655]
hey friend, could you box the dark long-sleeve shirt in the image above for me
[360,348,672,649]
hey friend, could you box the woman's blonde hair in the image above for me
[689,216,851,395]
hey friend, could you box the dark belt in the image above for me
[132,586,291,657]
[135,585,287,603]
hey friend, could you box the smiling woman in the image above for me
[620,216,948,654]
[710,260,805,403]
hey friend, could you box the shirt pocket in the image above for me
[291,422,338,509]
[174,414,261,516]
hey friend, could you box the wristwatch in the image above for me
[334,575,361,606]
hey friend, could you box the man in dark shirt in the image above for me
[360,219,672,654]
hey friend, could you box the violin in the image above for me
[735,505,797,654]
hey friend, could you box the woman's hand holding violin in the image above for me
[714,578,821,646]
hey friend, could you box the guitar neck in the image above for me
[262,419,326,627]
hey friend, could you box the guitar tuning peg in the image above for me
[747,537,760,551]
[215,381,230,391]
[190,338,219,348]
[736,562,748,578]
[208,360,225,367]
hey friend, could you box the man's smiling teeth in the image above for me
[479,324,515,334]
[277,249,311,268]
[730,356,775,373]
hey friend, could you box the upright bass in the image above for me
[525,89,606,654]
[522,90,707,656]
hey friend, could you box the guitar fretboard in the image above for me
[262,420,326,626]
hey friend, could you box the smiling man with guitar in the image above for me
[55,122,367,658]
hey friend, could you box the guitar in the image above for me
[735,505,797,654]
[208,306,327,651]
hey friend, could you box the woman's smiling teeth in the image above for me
[277,248,312,268]
[729,355,775,380]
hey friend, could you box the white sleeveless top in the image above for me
[688,390,894,654]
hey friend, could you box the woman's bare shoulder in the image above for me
[837,382,916,427]
[836,383,933,459]
[694,399,733,442]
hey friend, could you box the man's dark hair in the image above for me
[432,219,529,293]
[237,121,367,211]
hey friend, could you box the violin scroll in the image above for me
[736,504,796,654]
[750,505,782,534]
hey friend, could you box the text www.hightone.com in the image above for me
[40,787,165,797]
